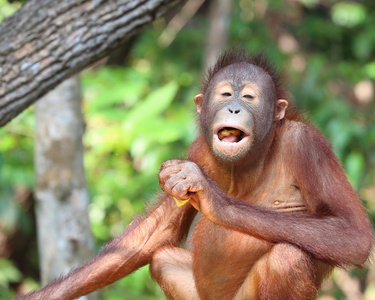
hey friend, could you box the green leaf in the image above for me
[122,81,179,143]
[0,135,15,152]
[345,152,365,189]
[365,62,375,80]
[331,2,367,28]
[326,119,353,157]
[0,259,22,288]
[297,0,319,8]
[353,32,373,61]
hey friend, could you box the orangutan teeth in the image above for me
[218,128,244,142]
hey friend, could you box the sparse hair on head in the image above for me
[201,48,288,101]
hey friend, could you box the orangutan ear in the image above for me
[274,99,288,121]
[194,94,204,114]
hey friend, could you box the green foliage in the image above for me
[0,109,34,231]
[0,0,20,22]
[0,258,22,288]
[100,266,165,300]
[82,65,196,246]
[331,2,367,28]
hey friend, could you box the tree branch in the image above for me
[0,0,185,127]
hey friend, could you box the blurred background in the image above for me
[0,0,375,299]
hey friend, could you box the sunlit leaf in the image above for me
[331,2,367,28]
[296,0,319,8]
[122,81,179,145]
[345,152,365,189]
[123,81,178,125]
[0,135,14,151]
[365,62,375,80]
[0,259,22,288]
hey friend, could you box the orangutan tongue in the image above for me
[221,134,241,143]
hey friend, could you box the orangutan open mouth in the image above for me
[217,127,247,143]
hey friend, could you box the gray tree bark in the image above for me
[34,76,97,300]
[204,0,232,70]
[0,0,185,127]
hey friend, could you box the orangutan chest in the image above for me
[254,184,306,212]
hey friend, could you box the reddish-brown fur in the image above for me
[17,199,197,299]
[201,49,288,101]
[17,50,373,300]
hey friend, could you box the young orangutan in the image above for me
[17,50,373,300]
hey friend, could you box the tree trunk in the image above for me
[34,76,97,300]
[204,0,232,70]
[0,0,185,127]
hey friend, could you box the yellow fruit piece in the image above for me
[173,197,190,207]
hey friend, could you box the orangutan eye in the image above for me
[222,92,232,97]
[243,94,254,99]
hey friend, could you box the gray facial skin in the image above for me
[199,62,277,164]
